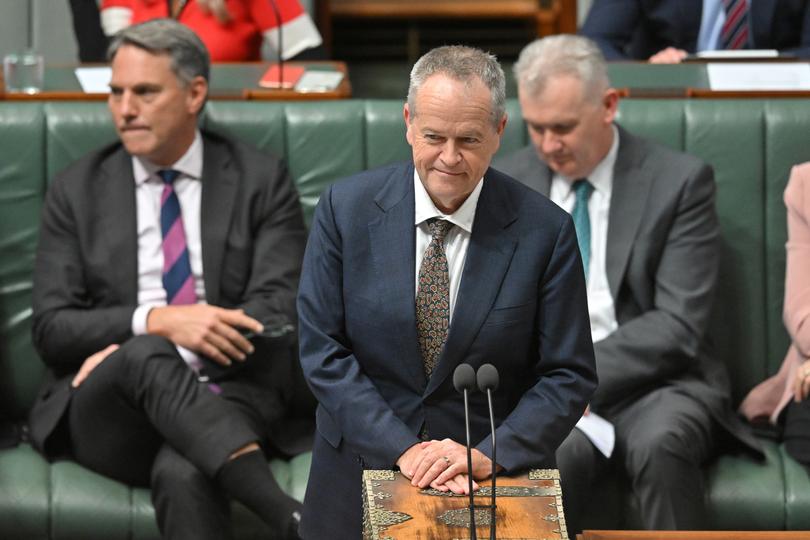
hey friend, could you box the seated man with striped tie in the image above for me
[27,18,308,540]
[495,34,763,534]
[580,0,810,63]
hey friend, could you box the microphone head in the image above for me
[453,363,477,394]
[477,363,499,392]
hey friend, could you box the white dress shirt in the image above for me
[413,170,483,322]
[549,125,619,343]
[130,131,206,368]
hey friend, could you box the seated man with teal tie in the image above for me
[495,34,763,534]
[27,18,308,540]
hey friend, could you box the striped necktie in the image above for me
[721,0,750,50]
[571,179,594,280]
[158,169,196,305]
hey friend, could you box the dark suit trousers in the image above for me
[67,335,279,540]
[784,398,810,468]
[557,386,716,533]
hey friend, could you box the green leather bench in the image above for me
[1,98,809,538]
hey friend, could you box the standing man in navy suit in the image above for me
[297,45,598,538]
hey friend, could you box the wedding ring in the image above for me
[442,456,451,466]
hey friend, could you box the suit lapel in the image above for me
[535,161,552,197]
[98,148,138,304]
[426,170,519,397]
[517,146,551,196]
[750,0,776,48]
[369,163,426,388]
[677,0,704,50]
[605,127,652,298]
[200,135,238,306]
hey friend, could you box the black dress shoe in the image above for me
[285,510,302,540]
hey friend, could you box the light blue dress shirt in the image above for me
[697,0,751,51]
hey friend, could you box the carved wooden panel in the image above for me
[362,469,568,540]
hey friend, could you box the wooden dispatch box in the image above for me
[362,468,568,540]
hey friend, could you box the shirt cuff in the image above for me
[131,304,156,336]
[132,304,202,371]
[177,345,203,371]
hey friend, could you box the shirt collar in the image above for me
[413,169,483,234]
[132,130,204,186]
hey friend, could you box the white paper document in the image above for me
[75,67,112,93]
[575,411,616,458]
[294,71,344,92]
[707,62,810,91]
[695,49,778,60]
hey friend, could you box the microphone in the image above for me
[477,363,499,540]
[267,0,284,88]
[453,363,478,540]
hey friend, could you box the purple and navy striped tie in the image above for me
[158,169,196,306]
[158,170,222,391]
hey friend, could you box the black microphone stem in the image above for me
[463,388,477,540]
[476,363,499,539]
[268,0,284,86]
[487,388,496,540]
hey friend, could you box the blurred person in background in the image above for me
[741,163,810,469]
[69,0,109,62]
[581,0,810,63]
[96,0,322,61]
[496,34,763,534]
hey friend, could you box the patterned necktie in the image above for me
[416,218,454,378]
[571,179,594,280]
[158,169,196,305]
[721,0,750,50]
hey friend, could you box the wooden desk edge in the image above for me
[616,87,810,99]
[0,61,352,101]
[243,80,352,100]
[686,89,810,98]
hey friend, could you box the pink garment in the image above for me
[739,163,810,424]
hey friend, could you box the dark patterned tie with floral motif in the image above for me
[416,218,454,378]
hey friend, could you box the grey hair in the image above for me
[107,18,210,85]
[513,34,609,102]
[407,45,506,127]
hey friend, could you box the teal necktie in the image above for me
[571,179,594,279]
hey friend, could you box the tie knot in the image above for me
[158,169,181,185]
[428,218,453,242]
[573,179,593,201]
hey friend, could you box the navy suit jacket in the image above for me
[297,162,597,537]
[581,0,810,60]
